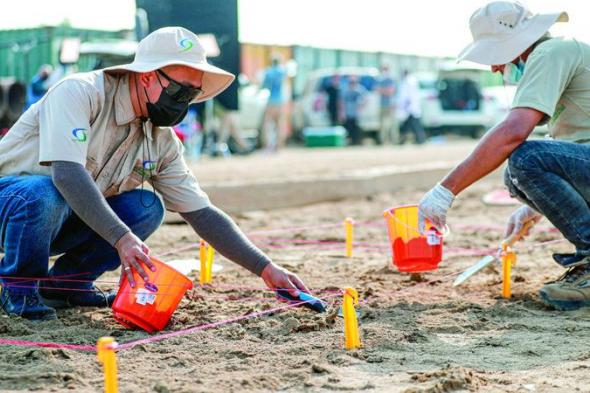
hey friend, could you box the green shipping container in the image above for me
[0,26,128,83]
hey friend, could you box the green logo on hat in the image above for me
[179,38,193,53]
[72,128,87,142]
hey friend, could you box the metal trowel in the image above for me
[453,220,535,287]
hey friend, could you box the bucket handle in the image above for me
[384,209,450,238]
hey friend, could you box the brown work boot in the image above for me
[539,261,590,310]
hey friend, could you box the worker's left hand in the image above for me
[260,262,310,298]
[418,183,455,233]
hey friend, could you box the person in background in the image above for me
[25,64,53,110]
[417,1,590,310]
[341,75,367,146]
[397,70,426,144]
[216,104,254,156]
[261,56,287,151]
[377,63,399,144]
[323,74,342,127]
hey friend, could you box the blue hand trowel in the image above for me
[276,289,327,313]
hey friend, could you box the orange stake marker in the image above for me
[205,244,215,284]
[343,287,361,350]
[344,218,354,258]
[199,240,214,285]
[97,337,118,393]
[501,246,516,299]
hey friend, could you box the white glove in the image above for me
[418,183,455,233]
[505,205,542,239]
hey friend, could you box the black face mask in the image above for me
[145,87,189,127]
[144,71,196,127]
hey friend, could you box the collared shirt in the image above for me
[0,70,210,213]
[512,37,590,143]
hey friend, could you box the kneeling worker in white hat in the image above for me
[417,1,590,310]
[0,27,309,320]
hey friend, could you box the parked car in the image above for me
[292,67,381,143]
[415,63,498,138]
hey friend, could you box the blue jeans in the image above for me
[0,176,164,294]
[505,140,590,259]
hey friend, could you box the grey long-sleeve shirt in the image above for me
[51,161,271,276]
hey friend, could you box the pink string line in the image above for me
[0,282,341,299]
[150,221,507,258]
[452,223,559,234]
[0,237,567,352]
[0,338,95,352]
[0,220,564,352]
[252,237,390,248]
[155,243,201,258]
[0,238,564,289]
[445,247,496,257]
[0,272,93,285]
[259,243,343,251]
[522,238,566,249]
[0,273,344,294]
[194,295,280,302]
[250,237,343,245]
[248,222,343,235]
[247,219,384,236]
[355,220,386,227]
[0,292,342,353]
[0,275,102,284]
[1,283,198,299]
[196,283,343,294]
[117,292,343,351]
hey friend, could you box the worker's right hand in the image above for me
[418,183,455,233]
[114,232,156,288]
[504,205,542,239]
[260,262,310,298]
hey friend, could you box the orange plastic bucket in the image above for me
[383,205,443,272]
[111,257,193,333]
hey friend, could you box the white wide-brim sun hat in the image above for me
[105,26,235,103]
[458,1,568,65]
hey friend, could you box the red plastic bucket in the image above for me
[112,257,193,333]
[383,205,443,272]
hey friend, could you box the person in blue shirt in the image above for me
[261,57,287,151]
[342,76,367,145]
[25,64,53,110]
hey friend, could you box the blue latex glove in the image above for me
[418,183,455,233]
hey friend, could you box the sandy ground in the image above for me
[1,171,589,392]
